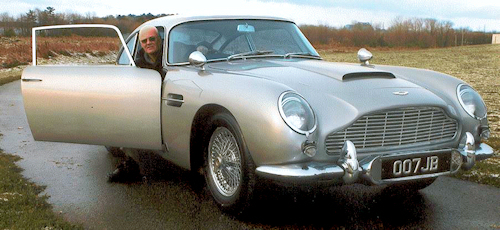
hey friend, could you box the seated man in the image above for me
[135,25,163,73]
[108,26,163,183]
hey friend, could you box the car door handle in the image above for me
[22,78,43,82]
[163,93,184,107]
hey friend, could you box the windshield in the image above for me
[167,19,319,64]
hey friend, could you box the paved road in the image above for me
[1,80,500,229]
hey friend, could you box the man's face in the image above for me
[139,28,159,55]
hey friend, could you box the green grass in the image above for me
[320,44,500,187]
[0,149,82,229]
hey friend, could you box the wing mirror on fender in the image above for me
[357,48,373,66]
[189,51,207,70]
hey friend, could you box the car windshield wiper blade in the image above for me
[227,50,274,61]
[283,52,322,59]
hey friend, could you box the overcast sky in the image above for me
[4,0,500,32]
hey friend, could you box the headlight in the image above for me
[278,91,316,135]
[457,84,487,119]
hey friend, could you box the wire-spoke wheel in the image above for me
[208,127,242,197]
[203,112,255,214]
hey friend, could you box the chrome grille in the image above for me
[325,107,458,155]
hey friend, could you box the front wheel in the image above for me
[203,113,255,214]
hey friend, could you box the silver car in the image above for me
[21,15,494,213]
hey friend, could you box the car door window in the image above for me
[118,33,138,65]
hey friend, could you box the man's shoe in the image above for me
[107,167,126,183]
[107,157,142,183]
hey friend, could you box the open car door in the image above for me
[21,25,162,150]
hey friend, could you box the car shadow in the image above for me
[122,150,433,229]
[239,182,431,229]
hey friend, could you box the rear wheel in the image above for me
[203,113,255,214]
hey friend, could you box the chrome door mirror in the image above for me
[357,48,373,66]
[189,51,207,70]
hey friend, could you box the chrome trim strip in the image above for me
[164,98,184,103]
[378,148,453,160]
[380,171,450,183]
[21,78,42,82]
[32,24,134,67]
[255,164,344,180]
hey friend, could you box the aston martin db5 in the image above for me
[21,15,494,212]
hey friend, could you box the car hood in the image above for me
[208,59,420,92]
[208,58,452,131]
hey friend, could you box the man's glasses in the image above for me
[141,36,157,44]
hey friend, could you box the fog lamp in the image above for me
[302,141,317,157]
[451,150,462,173]
[480,126,490,140]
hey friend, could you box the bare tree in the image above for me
[1,12,16,36]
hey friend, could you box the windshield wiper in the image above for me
[284,52,322,59]
[227,50,274,61]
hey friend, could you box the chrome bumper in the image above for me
[256,132,494,185]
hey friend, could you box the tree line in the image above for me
[301,17,493,48]
[0,7,494,48]
[0,7,169,37]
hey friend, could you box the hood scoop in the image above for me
[342,72,395,81]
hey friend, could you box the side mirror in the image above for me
[357,48,373,66]
[189,51,207,70]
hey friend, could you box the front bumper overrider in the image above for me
[256,132,494,185]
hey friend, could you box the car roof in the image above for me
[132,14,295,34]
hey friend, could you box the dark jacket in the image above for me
[134,45,163,73]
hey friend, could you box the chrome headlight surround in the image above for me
[278,91,317,135]
[456,84,487,120]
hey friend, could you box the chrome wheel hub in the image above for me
[208,127,242,197]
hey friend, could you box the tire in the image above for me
[203,113,256,214]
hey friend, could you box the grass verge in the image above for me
[0,65,25,86]
[0,149,82,229]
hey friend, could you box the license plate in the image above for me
[381,153,451,179]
